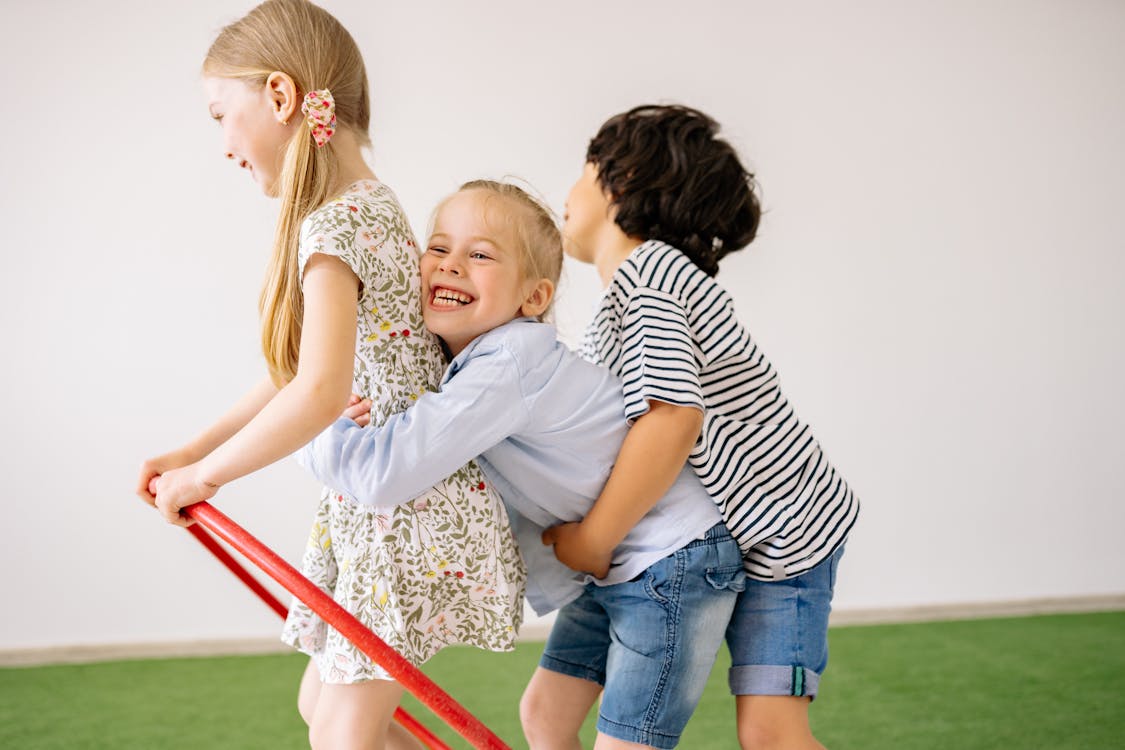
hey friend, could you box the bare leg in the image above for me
[735,695,825,750]
[297,658,322,726]
[299,659,424,749]
[520,667,602,750]
[385,720,428,750]
[592,733,655,749]
[308,677,405,750]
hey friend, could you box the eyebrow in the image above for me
[429,232,502,249]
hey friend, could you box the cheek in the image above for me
[243,115,287,166]
[563,205,587,236]
[499,273,530,309]
[577,189,599,219]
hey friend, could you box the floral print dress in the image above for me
[280,180,526,684]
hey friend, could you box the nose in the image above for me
[437,255,463,276]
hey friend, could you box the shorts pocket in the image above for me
[640,558,675,605]
[705,564,747,592]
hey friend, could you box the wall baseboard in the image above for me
[0,637,292,668]
[4,594,1122,667]
[826,593,1125,626]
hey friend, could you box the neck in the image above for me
[327,128,376,194]
[594,229,645,287]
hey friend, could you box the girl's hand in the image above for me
[136,448,200,508]
[152,463,219,527]
[542,522,613,579]
[341,393,372,426]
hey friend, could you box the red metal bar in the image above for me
[393,707,455,750]
[185,522,452,750]
[187,523,288,618]
[184,501,509,750]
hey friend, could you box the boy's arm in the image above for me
[545,284,706,577]
[543,401,702,577]
[299,345,528,506]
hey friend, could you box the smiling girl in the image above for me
[134,2,524,748]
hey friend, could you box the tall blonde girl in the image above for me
[135,2,524,748]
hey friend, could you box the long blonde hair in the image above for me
[203,0,370,386]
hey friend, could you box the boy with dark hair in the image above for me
[537,104,859,750]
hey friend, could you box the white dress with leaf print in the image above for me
[280,179,526,684]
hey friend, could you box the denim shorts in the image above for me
[726,544,845,699]
[539,523,745,749]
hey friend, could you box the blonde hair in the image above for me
[203,0,370,386]
[439,180,564,320]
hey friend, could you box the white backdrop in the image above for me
[1,0,1123,651]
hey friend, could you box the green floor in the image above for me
[2,611,1122,749]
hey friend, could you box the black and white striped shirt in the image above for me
[581,241,859,580]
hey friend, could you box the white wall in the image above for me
[1,0,1123,651]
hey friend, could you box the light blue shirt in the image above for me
[299,317,721,615]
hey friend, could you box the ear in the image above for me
[519,278,555,318]
[265,71,299,125]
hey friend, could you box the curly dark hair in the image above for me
[586,104,761,276]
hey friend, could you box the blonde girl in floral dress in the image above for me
[134,2,524,748]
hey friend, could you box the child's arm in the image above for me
[547,284,707,577]
[543,401,702,577]
[297,345,529,506]
[137,376,279,506]
[150,254,358,525]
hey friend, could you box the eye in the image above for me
[426,245,448,255]
[470,250,493,260]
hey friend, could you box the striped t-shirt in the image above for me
[580,240,859,581]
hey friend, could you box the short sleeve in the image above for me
[619,286,705,423]
[298,200,384,293]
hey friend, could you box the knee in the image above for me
[307,722,330,750]
[297,683,317,727]
[737,719,821,750]
[304,696,340,750]
[519,687,546,742]
[308,717,352,750]
[738,720,779,750]
[519,686,564,748]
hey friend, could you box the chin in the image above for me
[562,236,586,261]
[421,316,445,339]
[252,169,279,197]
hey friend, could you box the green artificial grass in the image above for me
[2,611,1122,749]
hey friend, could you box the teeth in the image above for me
[433,288,472,306]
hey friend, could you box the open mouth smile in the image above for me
[430,286,475,308]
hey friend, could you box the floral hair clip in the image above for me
[301,89,336,148]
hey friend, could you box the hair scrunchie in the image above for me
[301,89,337,148]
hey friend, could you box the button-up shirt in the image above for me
[299,317,721,614]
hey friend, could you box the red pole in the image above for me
[184,501,509,750]
[185,523,452,750]
[187,523,288,618]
